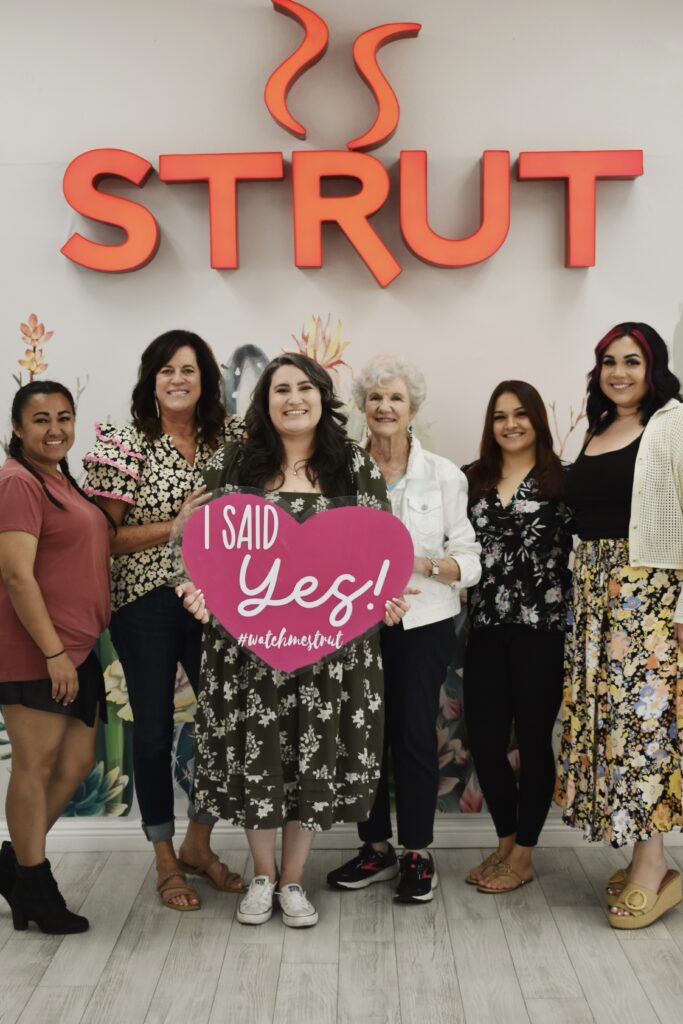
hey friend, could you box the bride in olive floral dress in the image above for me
[192,353,409,929]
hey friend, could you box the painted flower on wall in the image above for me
[436,607,483,812]
[548,396,587,460]
[291,314,351,375]
[174,665,197,722]
[173,720,196,798]
[104,659,133,721]
[18,313,53,382]
[459,778,484,813]
[62,762,129,817]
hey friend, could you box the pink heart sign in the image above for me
[181,492,415,673]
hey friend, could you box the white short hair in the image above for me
[352,355,427,412]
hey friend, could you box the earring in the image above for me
[154,395,160,418]
[408,423,414,434]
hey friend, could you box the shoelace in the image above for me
[401,854,432,879]
[279,885,312,911]
[241,880,273,910]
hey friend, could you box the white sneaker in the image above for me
[237,876,276,925]
[278,883,318,928]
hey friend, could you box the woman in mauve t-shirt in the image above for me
[0,381,112,935]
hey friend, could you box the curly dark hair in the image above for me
[238,353,352,495]
[9,380,115,528]
[131,329,226,449]
[467,380,564,501]
[586,322,682,433]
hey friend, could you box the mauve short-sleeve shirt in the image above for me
[0,458,111,681]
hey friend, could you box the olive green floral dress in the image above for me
[193,442,389,831]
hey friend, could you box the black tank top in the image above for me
[565,433,642,540]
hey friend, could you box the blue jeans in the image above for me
[110,586,215,842]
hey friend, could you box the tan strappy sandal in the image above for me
[609,870,681,930]
[156,871,201,911]
[465,851,503,886]
[476,859,533,894]
[176,853,246,893]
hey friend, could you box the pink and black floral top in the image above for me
[467,472,573,632]
[83,419,245,611]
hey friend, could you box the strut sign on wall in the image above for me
[60,0,644,287]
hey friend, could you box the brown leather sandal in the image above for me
[476,860,533,894]
[465,851,503,886]
[156,871,201,911]
[176,853,246,893]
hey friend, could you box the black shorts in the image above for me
[0,649,107,727]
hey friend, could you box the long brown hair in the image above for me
[238,353,352,496]
[467,380,564,501]
[131,329,226,449]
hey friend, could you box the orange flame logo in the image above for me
[264,0,421,152]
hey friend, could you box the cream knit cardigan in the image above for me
[628,398,683,622]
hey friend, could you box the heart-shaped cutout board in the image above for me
[182,492,415,673]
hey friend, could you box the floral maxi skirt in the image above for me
[555,539,683,847]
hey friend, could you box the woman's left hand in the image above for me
[176,581,209,624]
[675,622,683,653]
[383,587,420,626]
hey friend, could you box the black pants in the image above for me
[110,586,214,841]
[464,623,564,847]
[358,617,455,850]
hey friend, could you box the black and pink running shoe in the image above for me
[327,843,399,890]
[394,851,439,903]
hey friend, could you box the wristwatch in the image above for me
[429,558,440,577]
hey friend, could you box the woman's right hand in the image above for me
[47,652,79,705]
[170,485,208,541]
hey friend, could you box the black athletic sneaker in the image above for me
[327,843,399,890]
[394,851,439,903]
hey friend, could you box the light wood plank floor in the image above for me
[1,846,683,1024]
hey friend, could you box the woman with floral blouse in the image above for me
[464,381,572,893]
[83,329,246,911]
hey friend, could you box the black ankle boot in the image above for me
[0,841,17,907]
[10,860,89,934]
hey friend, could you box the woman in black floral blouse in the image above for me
[464,381,572,893]
[83,330,246,911]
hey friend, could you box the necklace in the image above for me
[284,458,309,477]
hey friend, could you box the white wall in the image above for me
[2,0,683,838]
[4,0,683,464]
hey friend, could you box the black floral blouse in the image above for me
[82,418,245,611]
[467,474,573,632]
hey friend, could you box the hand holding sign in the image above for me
[181,492,414,672]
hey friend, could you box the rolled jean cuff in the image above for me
[187,801,216,826]
[142,819,175,843]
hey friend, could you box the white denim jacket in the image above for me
[628,399,683,622]
[387,436,481,630]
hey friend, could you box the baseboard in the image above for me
[2,813,682,852]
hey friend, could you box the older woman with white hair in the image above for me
[327,355,481,903]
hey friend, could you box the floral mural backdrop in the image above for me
[1,312,587,819]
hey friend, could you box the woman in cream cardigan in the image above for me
[556,322,683,930]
